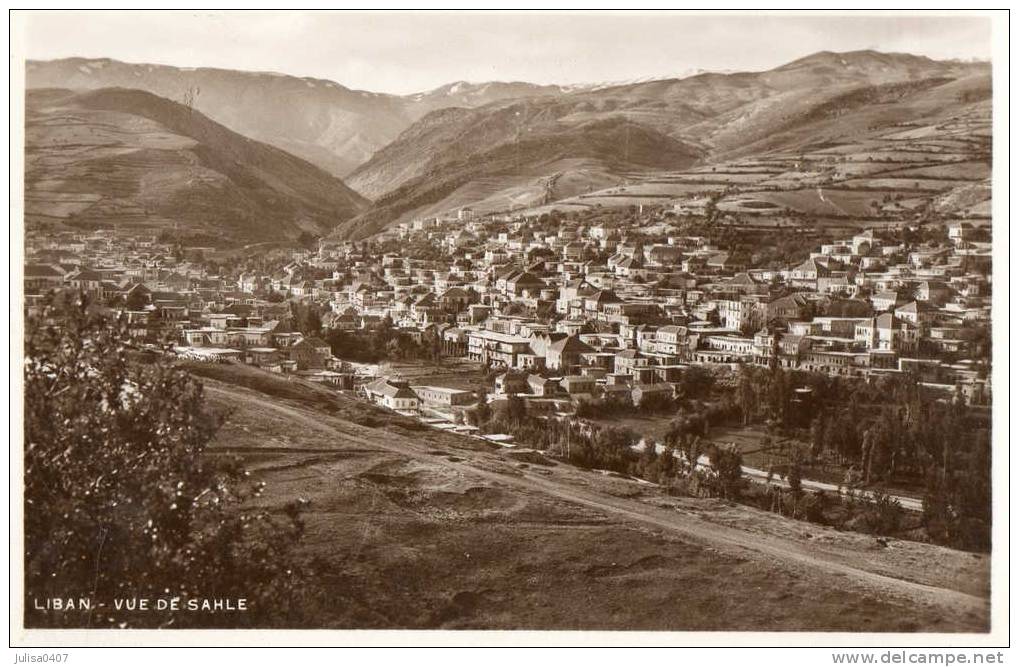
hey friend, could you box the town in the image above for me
[24,198,992,529]
[25,202,992,419]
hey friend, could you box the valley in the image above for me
[21,42,998,635]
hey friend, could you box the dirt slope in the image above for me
[200,373,990,631]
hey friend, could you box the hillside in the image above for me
[338,51,988,238]
[26,58,569,179]
[185,362,989,631]
[24,87,369,244]
[336,112,704,239]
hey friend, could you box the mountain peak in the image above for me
[775,49,941,71]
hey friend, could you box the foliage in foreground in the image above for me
[24,295,315,628]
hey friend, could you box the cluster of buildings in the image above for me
[23,211,993,415]
[364,214,992,407]
[23,231,347,385]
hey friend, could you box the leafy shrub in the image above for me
[24,296,315,628]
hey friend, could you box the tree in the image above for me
[472,391,492,427]
[677,366,714,400]
[787,447,804,502]
[591,426,638,474]
[809,415,826,461]
[296,231,319,250]
[665,412,706,473]
[504,394,528,425]
[124,289,149,311]
[709,444,745,501]
[24,295,313,628]
[290,302,323,335]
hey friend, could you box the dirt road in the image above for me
[205,381,990,629]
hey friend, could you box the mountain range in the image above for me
[24,50,991,244]
[332,50,988,238]
[26,58,571,179]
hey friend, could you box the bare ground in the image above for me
[202,376,991,632]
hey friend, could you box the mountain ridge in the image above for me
[25,87,369,244]
[26,57,577,180]
[332,51,987,238]
[25,51,990,242]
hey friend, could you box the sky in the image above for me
[18,11,992,95]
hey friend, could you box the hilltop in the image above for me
[338,109,704,239]
[24,87,369,243]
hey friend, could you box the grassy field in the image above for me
[880,160,991,181]
[706,425,928,499]
[718,188,907,218]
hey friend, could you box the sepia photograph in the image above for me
[8,8,1009,654]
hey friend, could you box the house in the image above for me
[467,329,534,368]
[545,334,595,373]
[715,298,762,333]
[412,385,475,408]
[560,375,596,396]
[527,374,558,397]
[288,336,331,370]
[163,272,191,291]
[854,313,918,353]
[947,222,975,243]
[818,274,857,297]
[494,371,529,395]
[562,242,587,262]
[646,244,684,267]
[871,290,906,312]
[655,325,689,356]
[788,258,831,287]
[64,268,105,296]
[707,252,747,273]
[245,347,282,369]
[327,307,358,331]
[583,289,623,318]
[914,280,952,306]
[614,349,648,375]
[24,263,65,293]
[895,301,937,332]
[851,230,879,256]
[701,335,755,358]
[363,378,420,411]
[504,271,546,297]
[290,281,312,298]
[767,293,812,322]
[438,286,473,313]
[729,272,767,296]
[631,383,674,407]
[237,273,260,293]
[411,292,441,322]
